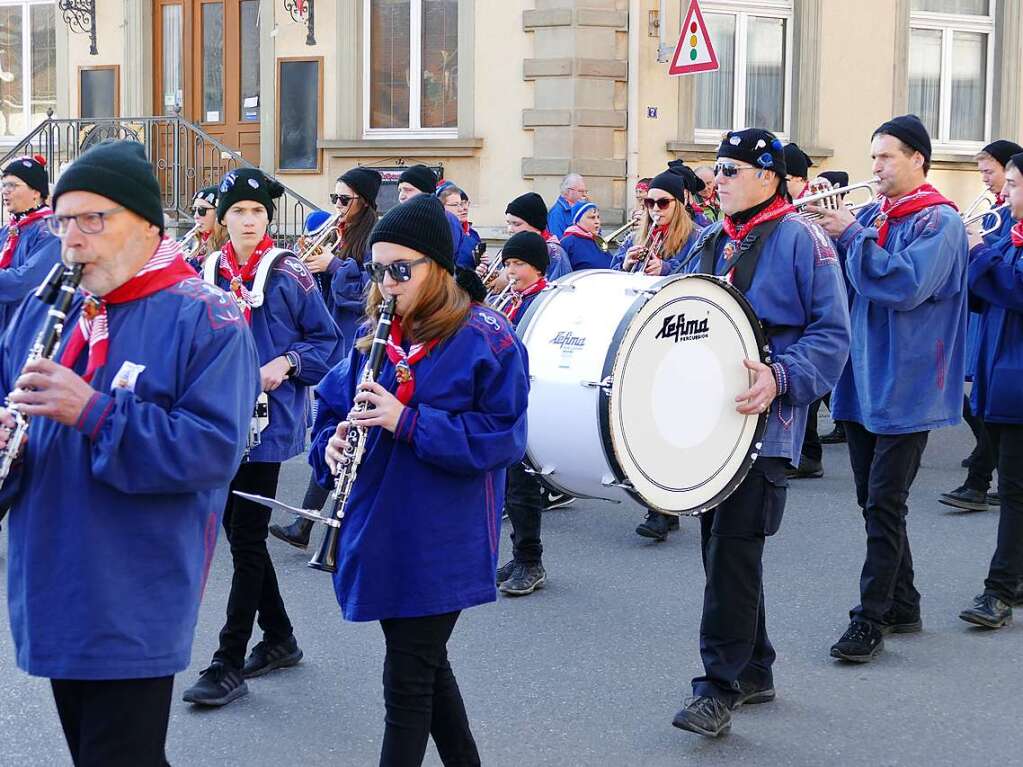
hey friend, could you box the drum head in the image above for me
[601,274,768,514]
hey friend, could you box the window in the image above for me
[277,57,322,172]
[0,1,56,142]
[694,1,792,142]
[363,0,458,137]
[909,0,994,147]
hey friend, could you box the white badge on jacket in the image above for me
[111,361,147,392]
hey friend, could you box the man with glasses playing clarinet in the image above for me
[0,140,259,766]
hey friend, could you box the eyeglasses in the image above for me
[1,181,27,192]
[46,206,126,236]
[191,206,215,216]
[643,197,675,211]
[713,163,758,178]
[444,200,469,209]
[330,193,356,206]
[366,257,430,284]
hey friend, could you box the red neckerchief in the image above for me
[872,184,957,247]
[461,220,472,235]
[386,316,439,404]
[506,277,547,322]
[59,237,196,383]
[690,201,704,215]
[995,193,1006,207]
[219,233,274,322]
[541,229,559,244]
[200,231,211,244]
[562,224,596,241]
[723,195,795,244]
[1011,221,1023,248]
[0,206,51,269]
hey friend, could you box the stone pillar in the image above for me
[522,1,629,225]
[122,0,153,116]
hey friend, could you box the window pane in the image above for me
[695,13,735,130]
[421,0,457,128]
[240,0,260,121]
[908,28,942,138]
[202,3,224,122]
[911,0,989,14]
[30,4,56,127]
[370,0,410,129]
[161,4,183,112]
[950,31,986,141]
[278,60,319,170]
[0,5,25,139]
[745,16,786,133]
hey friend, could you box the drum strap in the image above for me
[697,217,785,295]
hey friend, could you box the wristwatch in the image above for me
[284,352,299,377]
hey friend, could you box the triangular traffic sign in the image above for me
[668,0,720,76]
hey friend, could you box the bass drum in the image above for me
[517,269,769,515]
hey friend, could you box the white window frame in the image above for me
[0,0,56,146]
[909,2,995,150]
[362,0,458,140]
[694,0,793,145]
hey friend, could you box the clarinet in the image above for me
[0,262,85,485]
[308,294,397,573]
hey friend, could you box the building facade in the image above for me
[1,0,1021,235]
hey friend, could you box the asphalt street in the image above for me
[1,415,1022,767]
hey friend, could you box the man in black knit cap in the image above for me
[782,143,815,201]
[395,163,472,269]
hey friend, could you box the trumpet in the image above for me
[961,192,996,223]
[298,212,342,263]
[595,220,637,254]
[629,225,666,274]
[178,223,203,261]
[487,282,514,313]
[795,178,880,220]
[963,201,1009,237]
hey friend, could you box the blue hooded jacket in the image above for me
[545,239,572,280]
[0,217,62,329]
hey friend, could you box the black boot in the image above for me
[269,516,314,549]
[959,593,1013,629]
[672,696,731,737]
[635,510,679,542]
[821,423,846,444]
[938,485,989,512]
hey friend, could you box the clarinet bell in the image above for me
[307,525,340,573]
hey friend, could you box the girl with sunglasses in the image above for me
[310,194,528,767]
[185,186,227,271]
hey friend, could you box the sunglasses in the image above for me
[366,257,430,284]
[330,193,356,206]
[713,163,758,178]
[643,197,675,211]
[191,206,215,216]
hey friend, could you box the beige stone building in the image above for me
[1,0,1021,234]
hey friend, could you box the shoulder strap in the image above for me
[696,226,726,275]
[728,217,786,295]
[201,250,221,285]
[248,247,293,309]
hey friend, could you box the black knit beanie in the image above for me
[193,185,218,207]
[1008,152,1023,176]
[874,115,931,162]
[982,140,1023,168]
[717,129,787,176]
[339,167,382,207]
[52,140,164,233]
[783,143,814,179]
[2,154,49,198]
[369,194,454,273]
[217,168,285,223]
[505,192,549,232]
[398,164,437,194]
[818,171,849,189]
[455,266,487,302]
[501,231,550,275]
[651,161,705,201]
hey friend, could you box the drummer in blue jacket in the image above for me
[812,115,969,664]
[183,167,342,707]
[670,129,850,739]
[310,194,529,765]
[0,140,260,766]
[561,199,610,270]
[956,150,1023,629]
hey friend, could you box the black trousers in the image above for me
[303,470,331,510]
[504,462,543,564]
[982,423,1023,602]
[50,676,173,767]
[844,422,928,625]
[215,461,293,670]
[963,395,997,493]
[692,457,788,705]
[378,612,480,767]
[801,397,824,463]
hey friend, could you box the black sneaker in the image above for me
[821,424,846,444]
[242,636,303,679]
[938,485,989,512]
[635,510,680,542]
[500,562,546,596]
[732,681,776,709]
[830,620,884,663]
[786,457,823,479]
[672,696,731,738]
[543,491,575,511]
[496,559,517,586]
[182,661,248,706]
[880,607,922,636]
[269,517,314,549]
[959,593,1013,629]
[988,493,1001,506]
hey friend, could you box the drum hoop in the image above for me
[597,273,771,514]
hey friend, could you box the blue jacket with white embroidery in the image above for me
[309,305,530,622]
[545,239,572,281]
[318,250,370,356]
[671,214,851,463]
[211,252,343,462]
[0,217,62,330]
[0,276,260,679]
[830,203,968,434]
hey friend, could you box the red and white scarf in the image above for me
[871,184,957,247]
[506,277,547,322]
[561,224,596,241]
[59,237,196,383]
[218,233,275,322]
[722,195,795,245]
[1011,221,1023,249]
[0,205,51,269]
[541,229,559,245]
[386,316,439,404]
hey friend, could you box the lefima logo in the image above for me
[654,313,710,343]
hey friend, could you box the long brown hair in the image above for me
[339,199,376,265]
[636,195,695,257]
[356,260,471,353]
[207,219,228,252]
